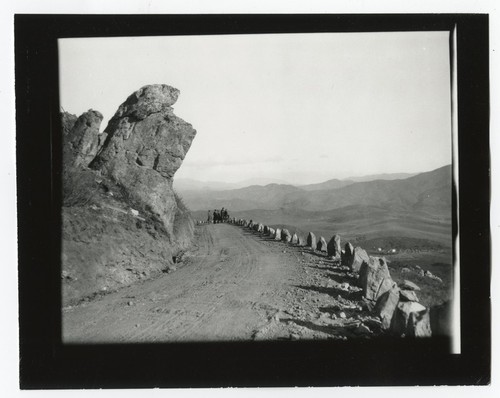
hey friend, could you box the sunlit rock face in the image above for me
[91,84,197,239]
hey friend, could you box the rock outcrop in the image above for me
[90,85,196,241]
[61,84,197,305]
[291,233,298,244]
[275,228,282,241]
[63,109,103,170]
[61,111,78,136]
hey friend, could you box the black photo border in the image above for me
[15,14,490,388]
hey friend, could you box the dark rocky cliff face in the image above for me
[61,85,197,305]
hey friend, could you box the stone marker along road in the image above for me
[63,224,374,343]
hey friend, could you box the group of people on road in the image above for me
[207,207,229,224]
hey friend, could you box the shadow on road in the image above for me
[318,305,360,319]
[323,272,359,286]
[294,284,363,301]
[279,317,354,338]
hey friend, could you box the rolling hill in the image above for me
[298,178,355,191]
[187,165,453,250]
[183,165,451,216]
[343,172,418,182]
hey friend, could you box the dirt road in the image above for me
[63,224,374,343]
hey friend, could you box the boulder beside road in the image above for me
[358,256,394,302]
[327,234,342,258]
[317,236,328,252]
[307,232,317,249]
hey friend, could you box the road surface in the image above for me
[63,223,368,343]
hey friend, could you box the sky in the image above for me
[59,32,452,184]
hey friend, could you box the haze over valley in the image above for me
[181,165,452,250]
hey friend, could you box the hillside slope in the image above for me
[299,179,355,191]
[184,165,451,216]
[300,165,451,214]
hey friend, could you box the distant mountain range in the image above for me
[173,177,291,191]
[298,179,355,191]
[343,172,418,183]
[179,165,452,217]
[175,171,421,193]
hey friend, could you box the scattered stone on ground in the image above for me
[401,280,421,291]
[399,289,419,302]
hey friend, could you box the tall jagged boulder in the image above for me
[63,109,103,169]
[268,227,276,238]
[291,233,298,244]
[61,111,78,136]
[61,85,198,306]
[90,85,196,241]
[327,234,342,258]
[358,256,395,302]
[307,232,317,249]
[275,228,282,240]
